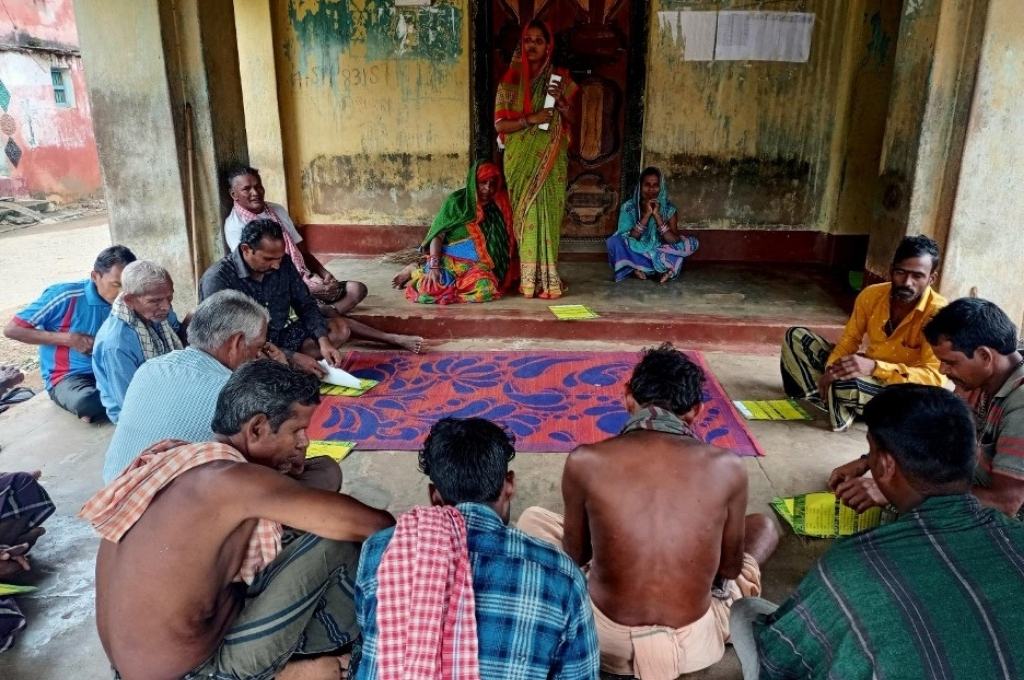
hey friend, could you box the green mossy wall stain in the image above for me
[366,4,462,63]
[288,0,462,85]
[287,0,354,86]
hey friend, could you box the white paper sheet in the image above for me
[678,10,718,62]
[657,9,679,36]
[538,74,562,131]
[318,361,362,388]
[714,11,815,63]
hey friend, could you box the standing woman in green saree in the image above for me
[495,20,578,299]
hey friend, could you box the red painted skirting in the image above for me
[303,223,868,267]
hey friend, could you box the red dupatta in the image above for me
[470,162,518,290]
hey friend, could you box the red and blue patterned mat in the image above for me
[309,350,763,456]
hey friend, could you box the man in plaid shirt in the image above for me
[829,297,1024,519]
[354,418,600,679]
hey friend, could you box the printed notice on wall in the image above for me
[665,10,718,62]
[715,11,814,62]
[658,10,815,63]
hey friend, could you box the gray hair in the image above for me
[121,260,172,295]
[212,359,321,435]
[187,290,269,352]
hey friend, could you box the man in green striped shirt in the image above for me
[732,384,1024,680]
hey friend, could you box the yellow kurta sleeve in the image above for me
[826,288,876,366]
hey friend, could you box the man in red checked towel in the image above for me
[353,417,600,679]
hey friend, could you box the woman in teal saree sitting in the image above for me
[607,166,699,283]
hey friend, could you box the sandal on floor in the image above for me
[0,387,35,406]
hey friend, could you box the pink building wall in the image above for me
[0,0,102,202]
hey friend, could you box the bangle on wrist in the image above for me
[658,224,670,234]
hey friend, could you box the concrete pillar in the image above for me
[867,0,988,278]
[233,0,288,204]
[940,0,1024,325]
[75,0,247,308]
[74,0,194,303]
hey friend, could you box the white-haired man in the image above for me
[101,290,285,482]
[93,260,183,422]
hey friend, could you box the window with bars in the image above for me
[51,68,74,107]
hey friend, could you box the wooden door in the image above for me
[488,0,641,237]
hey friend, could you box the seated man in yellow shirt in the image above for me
[780,235,947,431]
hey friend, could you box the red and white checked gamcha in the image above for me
[79,439,282,585]
[233,202,308,277]
[375,506,480,680]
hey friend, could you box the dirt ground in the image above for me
[0,214,111,392]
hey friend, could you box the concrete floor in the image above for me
[0,339,863,679]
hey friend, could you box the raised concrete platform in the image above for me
[328,259,854,352]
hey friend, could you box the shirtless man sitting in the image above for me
[81,360,394,680]
[519,343,779,679]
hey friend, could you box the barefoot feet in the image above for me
[391,265,415,290]
[632,269,647,281]
[277,654,349,680]
[0,365,24,392]
[0,543,32,579]
[388,334,424,354]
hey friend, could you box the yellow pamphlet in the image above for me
[306,440,356,463]
[319,378,379,397]
[548,305,600,321]
[771,491,897,538]
[733,399,812,421]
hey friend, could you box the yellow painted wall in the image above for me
[271,0,470,225]
[643,0,898,233]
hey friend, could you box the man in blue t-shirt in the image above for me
[3,245,137,422]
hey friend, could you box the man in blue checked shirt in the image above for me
[354,417,599,679]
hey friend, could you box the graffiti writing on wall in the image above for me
[287,0,463,85]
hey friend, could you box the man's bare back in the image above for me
[562,429,748,629]
[97,461,258,678]
[96,458,392,680]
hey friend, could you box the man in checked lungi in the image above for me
[780,235,947,432]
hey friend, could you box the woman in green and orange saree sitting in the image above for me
[393,161,517,305]
[495,20,577,299]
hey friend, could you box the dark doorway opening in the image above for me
[471,0,650,237]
